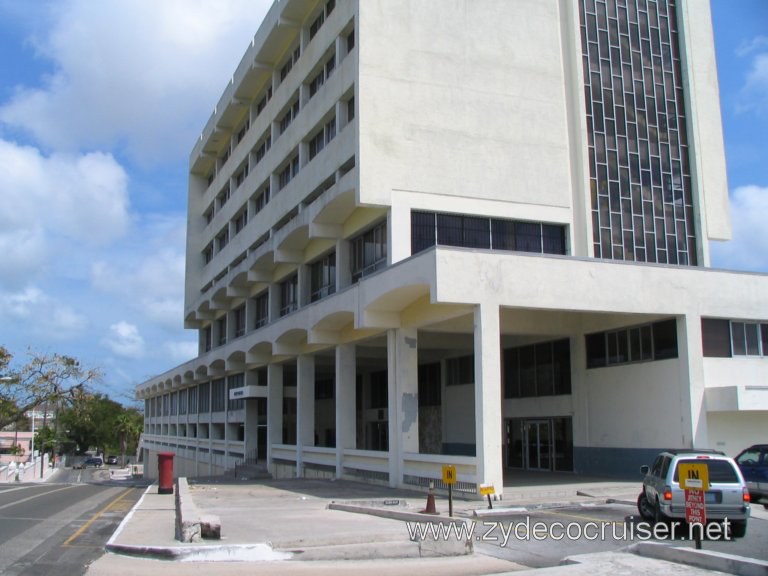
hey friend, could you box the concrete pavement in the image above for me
[90,475,767,575]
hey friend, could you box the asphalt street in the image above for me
[0,470,144,576]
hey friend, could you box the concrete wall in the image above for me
[358,0,575,233]
[442,383,475,455]
[707,412,768,458]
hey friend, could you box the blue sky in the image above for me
[0,1,766,405]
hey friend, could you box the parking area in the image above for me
[475,501,768,568]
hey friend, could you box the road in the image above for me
[0,468,144,576]
[475,501,768,568]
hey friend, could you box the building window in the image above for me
[188,385,198,414]
[280,45,301,83]
[234,208,247,235]
[253,183,270,214]
[279,273,299,316]
[418,363,441,407]
[228,374,245,411]
[212,378,226,413]
[347,96,355,123]
[504,339,571,398]
[346,29,355,53]
[254,291,269,328]
[411,210,568,256]
[586,319,678,368]
[578,0,697,265]
[702,318,768,358]
[236,119,250,144]
[203,205,214,226]
[202,325,212,352]
[256,86,272,116]
[278,153,299,190]
[234,163,249,188]
[351,220,387,282]
[279,98,300,135]
[170,392,178,416]
[215,227,229,252]
[162,394,169,416]
[199,382,210,414]
[308,116,336,161]
[310,252,336,302]
[446,355,474,386]
[203,243,214,265]
[233,305,246,338]
[179,389,188,415]
[216,186,230,209]
[216,316,227,347]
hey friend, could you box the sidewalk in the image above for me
[94,475,767,576]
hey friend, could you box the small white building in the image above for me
[136,0,768,496]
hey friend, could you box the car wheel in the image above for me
[729,520,747,539]
[637,492,654,520]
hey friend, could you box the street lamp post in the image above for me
[30,410,36,478]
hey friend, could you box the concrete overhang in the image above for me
[706,386,768,411]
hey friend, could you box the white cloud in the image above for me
[0,285,88,338]
[0,0,272,165]
[710,185,768,272]
[735,36,768,117]
[164,340,198,363]
[0,139,130,288]
[102,321,145,359]
[90,214,188,330]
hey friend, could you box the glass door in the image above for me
[525,420,552,471]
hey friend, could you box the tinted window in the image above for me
[673,459,739,483]
[653,319,678,360]
[701,318,731,357]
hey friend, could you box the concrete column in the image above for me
[387,328,419,487]
[678,314,708,448]
[335,344,356,478]
[474,303,504,497]
[336,237,352,290]
[297,354,316,476]
[266,363,283,475]
[388,203,411,265]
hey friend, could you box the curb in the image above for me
[630,541,768,576]
[106,542,292,562]
[472,497,635,517]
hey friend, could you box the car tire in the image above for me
[729,520,747,539]
[637,492,654,520]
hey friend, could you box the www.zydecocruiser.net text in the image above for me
[406,518,733,545]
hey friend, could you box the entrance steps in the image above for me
[230,463,271,481]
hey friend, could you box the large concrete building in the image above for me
[136,0,768,496]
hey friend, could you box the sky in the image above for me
[0,1,766,406]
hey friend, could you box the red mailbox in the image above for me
[157,452,175,494]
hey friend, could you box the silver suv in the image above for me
[637,449,751,538]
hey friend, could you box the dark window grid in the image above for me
[310,253,336,302]
[351,221,387,282]
[254,293,269,328]
[279,275,299,316]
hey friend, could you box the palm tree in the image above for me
[115,412,142,467]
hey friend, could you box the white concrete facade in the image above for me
[137,0,768,496]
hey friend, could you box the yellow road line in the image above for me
[62,488,135,547]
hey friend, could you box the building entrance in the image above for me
[506,417,573,472]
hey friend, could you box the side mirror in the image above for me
[640,465,649,475]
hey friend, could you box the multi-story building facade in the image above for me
[136,0,768,496]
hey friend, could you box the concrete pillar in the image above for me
[389,203,411,265]
[266,363,283,475]
[679,314,707,448]
[474,304,504,497]
[335,344,356,478]
[297,354,316,476]
[387,328,419,487]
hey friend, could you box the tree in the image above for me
[115,410,143,465]
[0,346,100,432]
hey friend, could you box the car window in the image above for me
[651,455,663,477]
[737,449,761,465]
[673,459,739,483]
[660,456,671,480]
